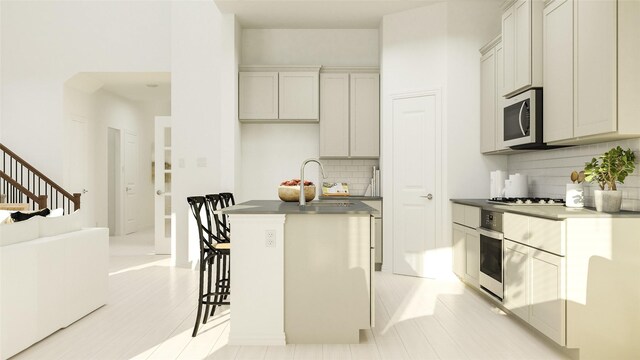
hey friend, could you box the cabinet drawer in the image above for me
[452,203,480,229]
[504,213,530,243]
[529,217,565,256]
[452,204,465,225]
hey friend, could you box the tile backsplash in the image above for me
[507,138,640,211]
[321,159,380,196]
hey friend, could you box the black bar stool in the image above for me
[187,196,231,337]
[218,192,235,236]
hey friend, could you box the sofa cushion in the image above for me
[49,208,64,217]
[0,216,41,246]
[10,208,50,223]
[39,210,81,237]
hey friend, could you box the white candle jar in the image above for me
[566,183,584,208]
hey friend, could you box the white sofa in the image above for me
[0,212,108,360]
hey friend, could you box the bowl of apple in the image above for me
[278,179,316,202]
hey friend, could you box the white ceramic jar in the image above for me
[565,183,584,208]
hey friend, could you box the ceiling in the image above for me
[214,0,441,29]
[65,72,171,103]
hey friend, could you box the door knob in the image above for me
[156,190,164,195]
[421,194,433,200]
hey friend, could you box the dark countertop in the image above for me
[450,199,640,220]
[319,195,382,201]
[220,200,376,215]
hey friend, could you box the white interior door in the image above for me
[68,115,89,225]
[154,117,172,254]
[392,93,438,278]
[124,131,138,234]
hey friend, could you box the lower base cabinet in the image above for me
[504,239,566,346]
[452,223,479,287]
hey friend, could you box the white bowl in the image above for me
[278,185,315,202]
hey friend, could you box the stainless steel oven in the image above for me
[477,209,503,300]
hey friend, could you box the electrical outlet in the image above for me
[265,230,276,248]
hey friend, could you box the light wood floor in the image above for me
[13,229,569,360]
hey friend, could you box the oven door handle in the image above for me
[476,227,504,240]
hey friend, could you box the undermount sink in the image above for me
[304,201,354,207]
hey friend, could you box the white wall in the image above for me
[0,0,171,201]
[381,1,506,277]
[241,29,379,66]
[171,1,226,266]
[239,29,379,201]
[63,85,169,229]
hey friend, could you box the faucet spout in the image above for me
[299,158,327,206]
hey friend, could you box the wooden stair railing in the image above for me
[0,143,80,214]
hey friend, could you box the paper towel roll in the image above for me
[505,173,528,198]
[490,170,507,198]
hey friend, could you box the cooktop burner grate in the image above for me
[487,197,565,206]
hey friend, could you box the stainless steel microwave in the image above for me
[503,89,543,149]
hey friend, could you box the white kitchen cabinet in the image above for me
[451,203,480,285]
[543,0,640,145]
[503,213,566,346]
[452,224,466,279]
[319,73,350,157]
[480,37,507,154]
[319,70,379,158]
[543,0,573,143]
[239,66,321,122]
[362,200,383,269]
[501,0,543,98]
[504,239,529,321]
[574,0,616,138]
[350,73,380,158]
[278,71,319,120]
[529,249,566,346]
[239,72,279,120]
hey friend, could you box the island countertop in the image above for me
[220,199,376,215]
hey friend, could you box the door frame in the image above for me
[107,127,124,236]
[385,89,444,277]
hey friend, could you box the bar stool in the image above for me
[187,196,231,337]
[218,192,235,236]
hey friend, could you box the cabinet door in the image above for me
[349,73,380,157]
[279,71,319,120]
[320,73,350,157]
[481,49,497,153]
[530,249,566,346]
[239,72,279,120]
[452,224,467,279]
[464,230,480,286]
[514,0,532,92]
[495,42,506,150]
[502,6,516,96]
[374,217,382,264]
[543,0,574,143]
[504,239,529,321]
[574,0,617,137]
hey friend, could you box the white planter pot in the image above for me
[594,190,623,213]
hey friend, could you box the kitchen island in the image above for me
[220,200,376,345]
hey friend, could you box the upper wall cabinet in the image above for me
[239,66,320,122]
[501,0,543,98]
[480,36,508,154]
[239,72,279,120]
[543,0,640,145]
[320,69,379,158]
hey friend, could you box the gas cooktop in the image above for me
[487,197,565,206]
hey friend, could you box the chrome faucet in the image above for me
[299,158,327,206]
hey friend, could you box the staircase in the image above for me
[0,143,80,214]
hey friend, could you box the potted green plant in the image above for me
[584,146,637,212]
